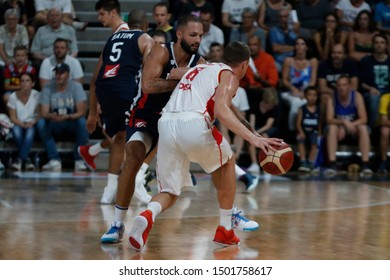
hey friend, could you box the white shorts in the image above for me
[157,112,233,195]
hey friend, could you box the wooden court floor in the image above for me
[1,170,390,260]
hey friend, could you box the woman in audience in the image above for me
[314,12,347,60]
[7,73,40,171]
[257,0,291,32]
[281,36,318,131]
[347,10,378,62]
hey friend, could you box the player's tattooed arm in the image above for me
[230,104,259,136]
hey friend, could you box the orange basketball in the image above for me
[258,142,294,175]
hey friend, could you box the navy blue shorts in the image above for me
[96,90,133,137]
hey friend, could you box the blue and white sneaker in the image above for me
[232,207,259,231]
[101,221,125,243]
[239,172,259,192]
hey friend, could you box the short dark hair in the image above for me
[153,2,169,13]
[176,14,201,30]
[304,86,317,95]
[13,45,28,56]
[127,9,147,29]
[210,42,222,49]
[19,72,35,83]
[222,42,250,67]
[54,37,69,48]
[336,74,350,83]
[95,0,121,14]
[373,32,388,44]
[200,6,215,18]
[152,29,167,39]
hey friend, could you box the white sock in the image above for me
[235,164,246,178]
[219,208,233,230]
[114,204,128,222]
[146,201,162,221]
[140,162,149,174]
[107,173,118,188]
[89,142,103,156]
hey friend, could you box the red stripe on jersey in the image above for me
[211,126,223,167]
[127,94,149,127]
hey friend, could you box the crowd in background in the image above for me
[0,0,390,176]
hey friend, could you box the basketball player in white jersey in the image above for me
[129,42,283,250]
[80,0,151,205]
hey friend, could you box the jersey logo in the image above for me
[135,120,147,128]
[103,64,120,78]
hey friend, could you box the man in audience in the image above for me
[33,0,87,30]
[31,8,78,65]
[240,35,278,111]
[325,75,372,176]
[37,63,88,171]
[39,38,84,88]
[198,7,224,60]
[359,33,390,127]
[147,2,176,43]
[269,7,299,71]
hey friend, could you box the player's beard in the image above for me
[181,39,198,55]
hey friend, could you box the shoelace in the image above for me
[107,224,122,234]
[232,210,249,228]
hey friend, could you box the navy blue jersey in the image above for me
[95,29,144,101]
[128,42,201,125]
[334,91,358,122]
[300,104,320,133]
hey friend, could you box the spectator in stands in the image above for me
[0,8,29,67]
[229,7,266,50]
[378,93,390,172]
[347,10,378,62]
[296,86,320,172]
[374,0,390,35]
[177,0,215,18]
[318,43,359,96]
[3,46,35,104]
[31,8,78,65]
[269,7,300,72]
[147,2,176,43]
[296,0,332,40]
[0,0,27,25]
[281,36,318,131]
[248,87,280,175]
[240,35,278,112]
[221,0,259,28]
[314,12,348,60]
[7,73,39,171]
[151,29,167,45]
[33,0,87,31]
[257,0,291,32]
[325,74,372,176]
[208,42,224,62]
[198,7,224,60]
[39,37,83,88]
[335,0,370,31]
[37,63,88,171]
[359,33,390,127]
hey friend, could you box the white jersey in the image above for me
[163,63,233,124]
[114,22,129,33]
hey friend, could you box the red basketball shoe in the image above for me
[78,145,97,171]
[213,226,240,247]
[129,210,154,251]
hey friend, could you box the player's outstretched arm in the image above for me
[215,71,282,155]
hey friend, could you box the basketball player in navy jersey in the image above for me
[91,9,155,242]
[100,14,205,243]
[81,2,152,205]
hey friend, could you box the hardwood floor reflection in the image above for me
[1,171,390,260]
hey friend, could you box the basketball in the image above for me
[258,142,294,175]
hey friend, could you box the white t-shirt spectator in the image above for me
[198,24,224,57]
[39,55,83,81]
[222,0,260,24]
[232,87,249,112]
[7,90,40,122]
[335,0,370,30]
[34,0,72,13]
